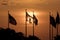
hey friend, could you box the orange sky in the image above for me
[0,0,60,40]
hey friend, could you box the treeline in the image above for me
[0,27,40,40]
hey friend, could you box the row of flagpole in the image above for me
[7,9,60,40]
[7,9,38,37]
[49,11,60,40]
[25,9,38,37]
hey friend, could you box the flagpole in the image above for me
[8,10,9,28]
[56,24,58,36]
[51,26,53,40]
[51,14,53,40]
[56,12,59,36]
[33,12,34,36]
[49,24,51,40]
[49,12,51,40]
[25,9,27,37]
[25,19,27,37]
[7,2,9,28]
[33,18,34,36]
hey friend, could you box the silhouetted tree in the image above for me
[54,35,60,40]
[0,27,40,40]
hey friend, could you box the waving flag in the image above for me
[33,14,38,25]
[56,12,60,24]
[26,10,32,23]
[25,9,38,25]
[50,15,56,28]
[8,12,17,25]
[50,16,56,28]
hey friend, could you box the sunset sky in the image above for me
[0,0,60,40]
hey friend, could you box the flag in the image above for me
[9,14,17,25]
[33,14,38,25]
[50,15,56,28]
[56,12,60,24]
[26,10,32,23]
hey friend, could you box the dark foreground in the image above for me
[54,35,60,40]
[0,27,40,40]
[0,27,60,40]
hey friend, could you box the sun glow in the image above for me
[27,11,37,24]
[28,12,33,17]
[28,11,37,17]
[27,18,33,24]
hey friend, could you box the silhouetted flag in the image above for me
[56,12,60,24]
[26,11,32,23]
[9,14,17,25]
[33,14,38,25]
[50,15,56,28]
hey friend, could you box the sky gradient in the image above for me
[0,0,60,40]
